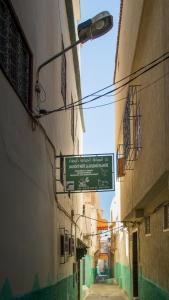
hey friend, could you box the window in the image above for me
[144,216,151,235]
[65,232,69,253]
[60,234,65,256]
[0,0,32,108]
[122,85,141,171]
[71,95,74,142]
[61,40,66,106]
[68,236,75,256]
[164,204,169,230]
[60,154,64,186]
[123,93,130,160]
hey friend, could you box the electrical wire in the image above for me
[46,50,169,111]
[74,214,134,237]
[85,225,125,237]
[74,214,133,224]
[62,54,169,111]
[37,52,169,117]
[74,71,169,111]
[91,85,127,97]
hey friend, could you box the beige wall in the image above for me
[139,206,169,292]
[115,0,169,220]
[0,0,84,296]
[83,193,101,256]
[114,0,144,146]
[114,0,169,294]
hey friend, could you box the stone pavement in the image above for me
[84,283,129,300]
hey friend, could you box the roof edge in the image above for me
[113,0,123,84]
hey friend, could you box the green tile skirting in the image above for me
[91,268,97,284]
[0,256,95,300]
[114,262,132,298]
[139,275,169,300]
[115,262,169,300]
[83,255,93,288]
[0,275,77,300]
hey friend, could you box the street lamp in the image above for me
[78,11,113,43]
[35,11,113,92]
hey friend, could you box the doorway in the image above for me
[77,260,80,300]
[132,231,138,298]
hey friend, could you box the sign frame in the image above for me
[56,153,115,194]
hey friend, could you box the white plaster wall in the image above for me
[0,0,84,296]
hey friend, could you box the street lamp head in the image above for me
[78,11,113,44]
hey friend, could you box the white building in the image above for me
[0,0,85,299]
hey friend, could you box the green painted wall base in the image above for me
[139,275,169,300]
[91,268,97,284]
[115,263,169,300]
[115,262,132,298]
[83,255,95,288]
[0,275,77,300]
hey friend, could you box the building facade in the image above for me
[114,0,169,299]
[81,192,101,296]
[0,0,87,300]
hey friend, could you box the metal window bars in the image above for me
[116,85,141,178]
[0,0,31,106]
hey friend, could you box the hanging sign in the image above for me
[65,155,112,191]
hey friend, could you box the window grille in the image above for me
[65,232,69,253]
[144,216,150,235]
[60,234,65,256]
[59,228,69,264]
[117,85,141,177]
[123,93,130,161]
[0,0,32,108]
[61,40,66,106]
[164,203,169,230]
[68,235,75,256]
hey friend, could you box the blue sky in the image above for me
[80,0,120,220]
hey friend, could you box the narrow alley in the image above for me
[85,283,129,300]
[1,0,169,300]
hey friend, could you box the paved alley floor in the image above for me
[84,283,129,300]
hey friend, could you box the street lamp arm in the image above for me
[35,11,113,108]
[36,39,81,84]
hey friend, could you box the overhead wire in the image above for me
[37,52,169,117]
[85,225,126,237]
[75,71,169,111]
[56,50,169,109]
[74,213,133,224]
[63,54,169,111]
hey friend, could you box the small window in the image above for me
[60,235,65,256]
[65,233,69,253]
[68,236,74,256]
[61,40,66,106]
[0,0,32,108]
[145,216,151,235]
[164,204,169,230]
[60,154,64,186]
